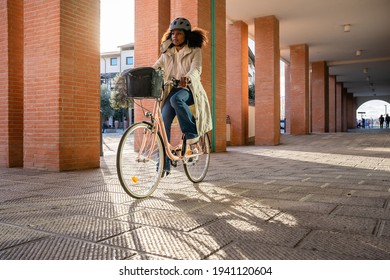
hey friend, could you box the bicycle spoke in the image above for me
[116,123,164,198]
[183,134,210,183]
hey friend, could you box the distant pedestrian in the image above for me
[386,114,390,128]
[379,115,385,128]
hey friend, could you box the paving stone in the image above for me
[297,230,390,259]
[101,226,232,259]
[87,182,129,193]
[128,253,172,260]
[351,189,390,199]
[76,191,136,204]
[0,236,135,260]
[0,197,91,214]
[277,185,346,196]
[207,241,359,260]
[241,189,306,201]
[125,196,209,212]
[191,204,280,221]
[333,205,390,220]
[61,201,139,218]
[192,218,309,247]
[0,182,54,192]
[304,193,386,208]
[34,215,140,242]
[270,211,377,235]
[0,224,50,251]
[228,182,287,191]
[29,186,98,197]
[115,209,217,231]
[0,210,75,226]
[0,191,41,203]
[381,221,390,238]
[253,199,336,214]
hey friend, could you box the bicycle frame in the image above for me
[135,92,202,165]
[150,99,183,162]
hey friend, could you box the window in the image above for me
[126,56,134,65]
[110,58,118,66]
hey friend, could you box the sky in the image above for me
[356,100,389,120]
[100,0,389,119]
[100,0,134,52]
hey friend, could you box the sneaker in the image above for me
[161,170,170,178]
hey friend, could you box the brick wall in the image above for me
[24,0,100,170]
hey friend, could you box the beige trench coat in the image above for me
[153,39,213,136]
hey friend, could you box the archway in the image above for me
[356,99,390,128]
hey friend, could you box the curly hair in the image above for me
[161,27,208,49]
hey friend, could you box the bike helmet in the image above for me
[169,17,191,31]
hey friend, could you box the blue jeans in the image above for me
[161,87,198,171]
[162,87,198,142]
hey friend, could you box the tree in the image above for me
[100,85,114,119]
[249,83,255,105]
[110,73,133,110]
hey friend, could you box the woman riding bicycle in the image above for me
[153,18,212,176]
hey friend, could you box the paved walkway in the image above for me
[1,129,390,260]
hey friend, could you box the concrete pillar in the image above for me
[289,44,309,135]
[284,63,291,134]
[328,75,336,132]
[311,61,329,132]
[23,0,100,171]
[0,0,24,167]
[171,0,227,152]
[226,20,248,145]
[254,15,280,145]
[335,82,343,132]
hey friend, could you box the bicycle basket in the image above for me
[123,67,164,99]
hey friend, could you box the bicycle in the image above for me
[116,67,211,198]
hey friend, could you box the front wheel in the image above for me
[116,122,164,198]
[184,133,211,183]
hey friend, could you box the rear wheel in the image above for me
[116,122,164,198]
[184,133,211,183]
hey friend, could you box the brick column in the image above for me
[134,0,170,134]
[284,63,291,134]
[24,0,100,171]
[254,15,280,145]
[171,0,227,152]
[335,82,343,132]
[347,94,355,129]
[342,88,348,131]
[226,20,248,145]
[0,0,24,167]
[289,44,309,135]
[135,0,170,67]
[328,75,336,132]
[311,61,329,132]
